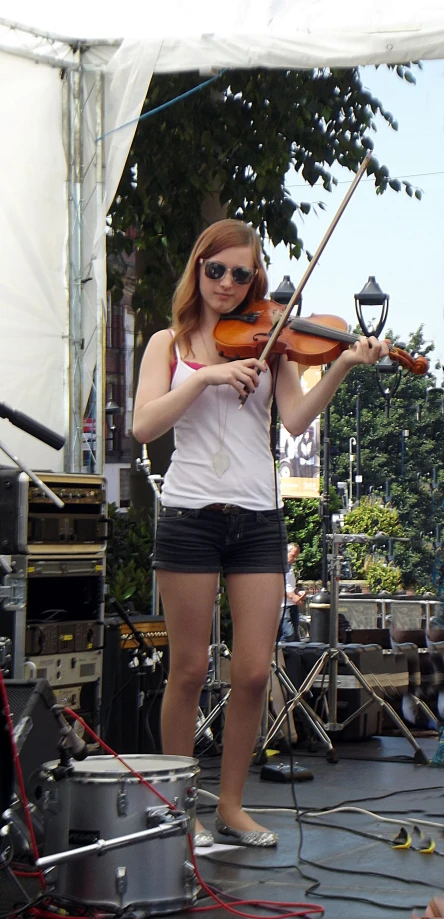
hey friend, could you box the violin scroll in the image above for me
[389,347,429,376]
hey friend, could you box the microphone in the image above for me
[0,402,65,451]
[52,706,88,761]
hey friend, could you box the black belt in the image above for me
[204,503,246,515]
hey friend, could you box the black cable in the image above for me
[0,890,47,919]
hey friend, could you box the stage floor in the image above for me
[193,735,444,919]
[1,734,443,919]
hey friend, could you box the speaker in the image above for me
[2,679,61,791]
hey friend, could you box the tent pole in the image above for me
[94,70,105,475]
[66,65,83,473]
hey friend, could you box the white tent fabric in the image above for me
[0,1,443,472]
[0,52,68,472]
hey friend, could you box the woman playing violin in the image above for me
[133,218,390,848]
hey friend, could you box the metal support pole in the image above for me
[321,400,331,589]
[94,70,105,474]
[66,67,84,473]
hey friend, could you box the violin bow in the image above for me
[239,150,372,406]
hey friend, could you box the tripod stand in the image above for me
[195,579,232,749]
[255,533,429,765]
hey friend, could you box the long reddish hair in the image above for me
[171,219,268,357]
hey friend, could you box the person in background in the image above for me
[133,218,390,849]
[278,542,307,641]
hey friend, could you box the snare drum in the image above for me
[39,754,199,913]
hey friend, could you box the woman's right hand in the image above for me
[199,358,268,394]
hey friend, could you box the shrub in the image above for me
[365,560,403,594]
[105,503,153,613]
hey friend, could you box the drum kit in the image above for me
[1,627,200,915]
[35,753,200,913]
[1,706,201,915]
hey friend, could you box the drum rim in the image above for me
[40,753,199,780]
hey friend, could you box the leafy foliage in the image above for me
[107,65,420,315]
[328,328,444,591]
[105,503,153,613]
[339,497,405,578]
[283,497,323,579]
[365,559,403,593]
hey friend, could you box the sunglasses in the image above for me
[200,259,256,286]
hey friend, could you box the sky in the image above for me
[266,60,444,380]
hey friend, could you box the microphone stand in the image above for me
[108,596,162,753]
[136,445,162,617]
[109,597,156,669]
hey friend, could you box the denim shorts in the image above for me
[152,505,288,575]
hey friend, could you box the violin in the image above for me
[211,152,428,405]
[213,300,429,375]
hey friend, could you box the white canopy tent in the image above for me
[0,1,443,474]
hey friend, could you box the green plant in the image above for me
[339,497,405,579]
[365,560,403,594]
[105,503,153,613]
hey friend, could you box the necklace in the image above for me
[198,330,231,477]
[212,385,230,477]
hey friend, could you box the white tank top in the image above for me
[161,344,282,510]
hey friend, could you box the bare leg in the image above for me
[217,572,283,832]
[156,570,218,832]
[157,570,218,753]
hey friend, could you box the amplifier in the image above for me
[0,469,107,555]
[25,619,102,655]
[0,554,105,680]
[26,649,102,687]
[118,615,168,648]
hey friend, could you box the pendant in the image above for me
[212,448,230,478]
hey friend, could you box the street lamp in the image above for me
[401,429,410,479]
[270,277,298,463]
[348,436,356,509]
[354,275,390,339]
[354,275,402,418]
[105,399,123,452]
[271,275,300,312]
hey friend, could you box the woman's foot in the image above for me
[215,807,278,847]
[194,818,214,847]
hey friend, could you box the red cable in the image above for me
[63,709,174,808]
[0,669,46,890]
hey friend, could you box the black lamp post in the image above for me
[354,275,390,339]
[355,384,362,504]
[269,277,300,462]
[353,277,390,504]
[420,387,444,576]
[354,276,402,419]
[271,274,299,310]
[105,399,123,453]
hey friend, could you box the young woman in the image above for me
[133,218,389,847]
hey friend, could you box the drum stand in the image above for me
[254,534,429,765]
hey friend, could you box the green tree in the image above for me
[328,327,444,590]
[108,66,419,316]
[338,496,405,579]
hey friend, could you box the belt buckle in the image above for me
[222,504,239,514]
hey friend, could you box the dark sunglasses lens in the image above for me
[205,261,226,280]
[232,267,254,285]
